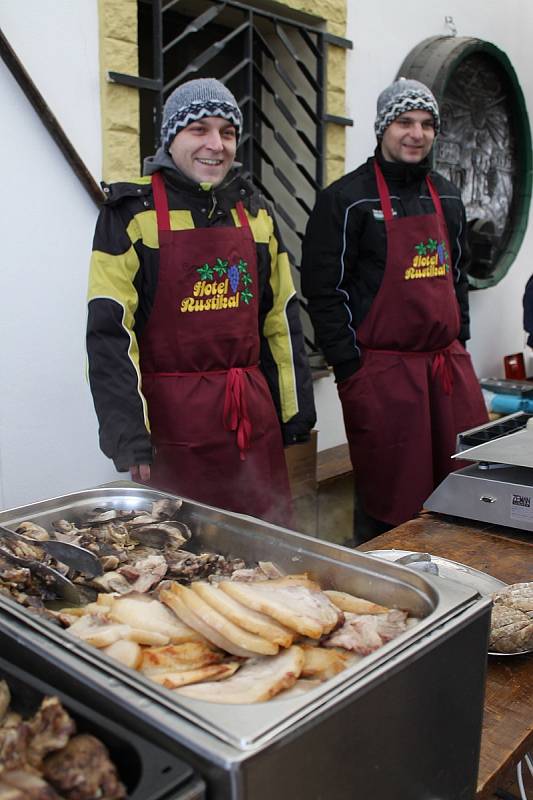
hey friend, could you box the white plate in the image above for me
[364,549,532,657]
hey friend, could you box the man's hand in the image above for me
[130,464,151,482]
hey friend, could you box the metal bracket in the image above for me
[444,15,458,36]
[107,72,162,92]
[324,113,353,127]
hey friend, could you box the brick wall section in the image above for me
[98,0,140,181]
[97,0,347,184]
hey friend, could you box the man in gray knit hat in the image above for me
[302,77,487,543]
[87,78,316,525]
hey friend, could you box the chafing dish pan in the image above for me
[0,652,204,799]
[0,484,491,800]
[0,483,482,750]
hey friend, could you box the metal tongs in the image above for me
[0,524,102,603]
[394,552,439,575]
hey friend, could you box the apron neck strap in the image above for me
[152,173,250,232]
[374,161,394,221]
[425,174,444,217]
[235,201,249,228]
[151,171,171,231]
[374,161,444,221]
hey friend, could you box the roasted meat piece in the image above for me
[0,769,60,799]
[0,712,29,774]
[323,609,408,655]
[43,733,126,800]
[26,696,76,768]
[0,680,10,723]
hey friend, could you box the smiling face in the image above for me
[168,116,237,186]
[380,110,436,164]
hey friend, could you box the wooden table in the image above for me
[358,512,533,799]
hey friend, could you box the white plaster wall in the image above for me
[0,1,118,509]
[314,1,533,452]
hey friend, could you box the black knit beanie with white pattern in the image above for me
[161,78,243,150]
[374,78,440,139]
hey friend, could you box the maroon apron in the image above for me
[338,161,488,526]
[139,172,292,526]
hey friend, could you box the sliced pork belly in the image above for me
[324,590,389,615]
[140,641,224,674]
[108,593,204,643]
[160,584,266,658]
[177,646,304,704]
[149,662,240,690]
[174,584,278,656]
[324,609,408,656]
[220,576,342,639]
[191,582,293,647]
[301,645,353,680]
[67,613,169,648]
[66,615,133,648]
[102,639,142,669]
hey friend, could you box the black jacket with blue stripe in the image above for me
[301,148,471,382]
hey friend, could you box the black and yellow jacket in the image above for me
[87,161,316,471]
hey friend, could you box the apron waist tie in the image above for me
[223,367,254,461]
[362,343,455,395]
[431,349,454,395]
[142,365,258,460]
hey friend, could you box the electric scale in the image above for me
[424,412,533,532]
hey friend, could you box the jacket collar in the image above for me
[374,145,431,185]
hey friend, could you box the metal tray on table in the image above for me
[0,483,486,753]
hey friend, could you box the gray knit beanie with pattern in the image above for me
[161,78,243,150]
[374,78,440,139]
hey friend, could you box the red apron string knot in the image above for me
[223,367,252,460]
[432,350,454,395]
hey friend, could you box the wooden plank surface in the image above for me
[316,443,352,484]
[358,512,533,799]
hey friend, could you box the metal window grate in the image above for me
[110,0,352,358]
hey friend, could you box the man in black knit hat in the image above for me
[301,78,487,542]
[87,78,315,525]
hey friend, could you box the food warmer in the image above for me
[0,651,204,799]
[0,483,492,800]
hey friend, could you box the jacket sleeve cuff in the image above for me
[113,444,153,472]
[282,430,312,446]
[333,360,360,383]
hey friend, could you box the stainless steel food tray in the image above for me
[0,483,485,752]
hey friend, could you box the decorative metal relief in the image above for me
[397,37,532,289]
[435,53,516,283]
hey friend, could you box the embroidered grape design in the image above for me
[437,242,445,263]
[228,264,240,293]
